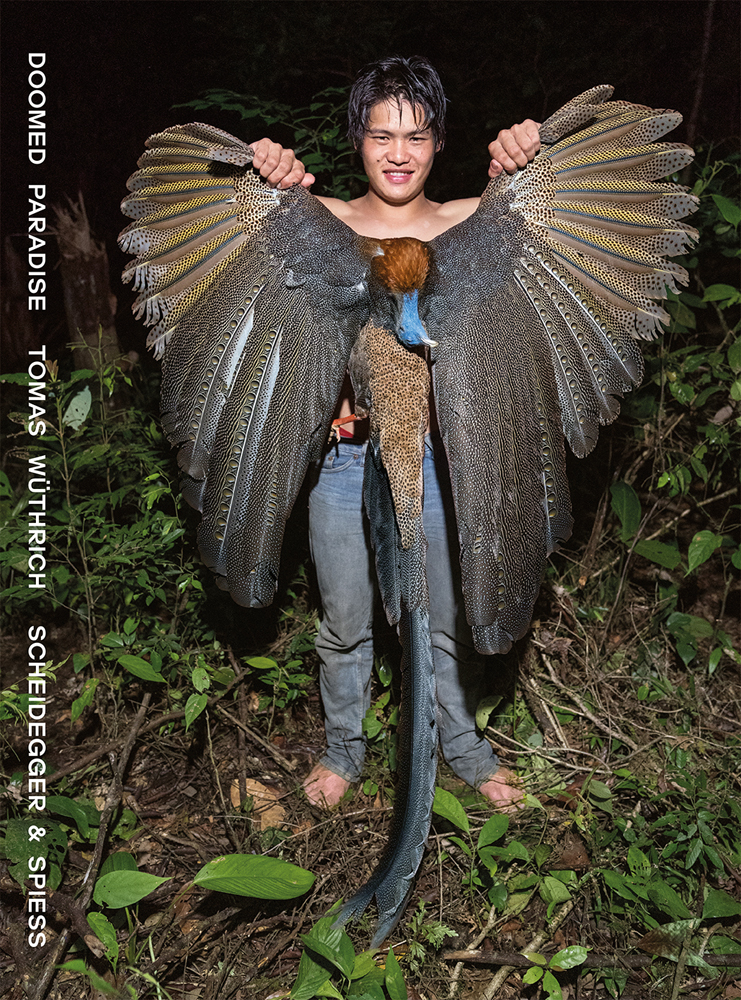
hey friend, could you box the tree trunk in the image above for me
[53,194,121,370]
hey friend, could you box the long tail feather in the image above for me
[333,448,437,947]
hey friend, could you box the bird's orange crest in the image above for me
[373,237,431,294]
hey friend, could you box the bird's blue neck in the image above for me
[398,290,436,347]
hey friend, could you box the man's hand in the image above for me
[249,138,316,189]
[488,119,541,177]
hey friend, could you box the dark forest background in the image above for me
[1,0,739,369]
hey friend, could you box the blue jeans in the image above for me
[308,436,500,789]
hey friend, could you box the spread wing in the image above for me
[424,86,698,654]
[119,123,373,606]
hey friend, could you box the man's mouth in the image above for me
[383,170,413,184]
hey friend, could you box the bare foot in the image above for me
[303,763,351,809]
[479,767,525,814]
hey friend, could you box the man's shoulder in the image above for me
[435,197,481,225]
[314,195,353,219]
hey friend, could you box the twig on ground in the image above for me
[442,950,741,969]
[538,653,639,751]
[215,703,298,774]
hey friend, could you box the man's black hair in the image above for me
[347,56,447,150]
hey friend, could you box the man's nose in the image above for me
[387,142,410,163]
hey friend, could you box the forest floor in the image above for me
[2,522,740,1000]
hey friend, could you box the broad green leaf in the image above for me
[627,845,651,879]
[57,960,117,994]
[117,654,165,683]
[62,386,92,429]
[87,911,118,965]
[523,966,543,984]
[99,852,138,879]
[603,870,639,901]
[301,918,355,979]
[633,539,682,569]
[610,481,641,541]
[551,945,588,970]
[246,656,280,670]
[291,945,333,1000]
[523,951,547,966]
[542,969,563,999]
[350,951,380,981]
[728,336,741,372]
[384,947,407,1000]
[704,284,741,306]
[475,693,502,730]
[184,692,208,731]
[93,870,171,907]
[477,813,509,849]
[712,193,741,227]
[686,530,723,574]
[193,854,314,899]
[702,887,741,919]
[46,794,94,840]
[647,880,691,920]
[433,786,469,834]
[539,876,571,905]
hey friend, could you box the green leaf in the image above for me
[93,870,171,907]
[728,336,741,372]
[384,947,407,1000]
[539,876,572,905]
[550,945,588,970]
[350,951,380,980]
[686,530,723,574]
[477,813,509,849]
[117,654,165,683]
[192,854,314,899]
[627,845,651,879]
[302,917,355,979]
[633,539,682,569]
[647,880,692,920]
[46,794,95,840]
[62,386,92,429]
[522,966,543,984]
[704,283,741,307]
[99,852,138,879]
[87,911,119,966]
[712,193,741,227]
[57,960,117,995]
[475,693,502,730]
[291,945,333,1000]
[432,786,470,834]
[702,888,741,919]
[542,969,563,999]
[610,481,641,541]
[184,692,208,731]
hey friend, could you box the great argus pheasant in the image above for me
[119,86,697,946]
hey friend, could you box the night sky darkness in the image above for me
[1,0,738,365]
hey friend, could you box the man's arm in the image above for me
[488,119,541,177]
[249,138,315,189]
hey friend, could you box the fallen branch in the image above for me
[443,950,741,969]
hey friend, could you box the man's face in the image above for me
[359,100,438,203]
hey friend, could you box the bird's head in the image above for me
[371,237,436,347]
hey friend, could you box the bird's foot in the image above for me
[303,763,352,809]
[479,766,525,814]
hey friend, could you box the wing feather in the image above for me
[119,123,373,606]
[425,89,697,653]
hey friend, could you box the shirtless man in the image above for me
[247,57,540,813]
